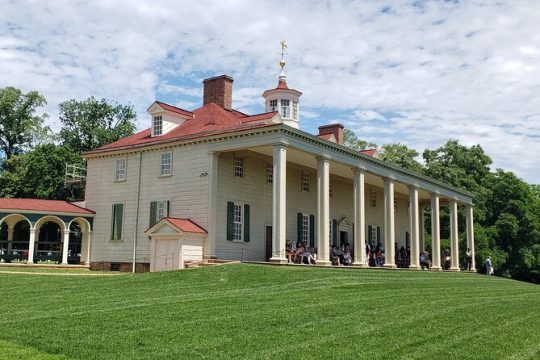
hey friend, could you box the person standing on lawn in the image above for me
[465,248,473,271]
[486,256,493,275]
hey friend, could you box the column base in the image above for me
[353,262,369,268]
[430,266,442,271]
[448,267,461,272]
[316,260,332,267]
[60,262,69,265]
[383,263,397,269]
[408,264,421,270]
[269,257,288,265]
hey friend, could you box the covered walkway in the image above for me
[0,199,95,265]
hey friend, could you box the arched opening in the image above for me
[6,221,30,262]
[68,221,82,264]
[36,221,62,262]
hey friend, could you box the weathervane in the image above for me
[279,40,287,70]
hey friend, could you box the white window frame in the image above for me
[370,190,377,207]
[301,171,310,192]
[160,151,172,176]
[115,158,127,181]
[266,163,273,184]
[301,214,309,244]
[156,200,168,222]
[280,99,290,118]
[234,156,244,178]
[269,99,278,112]
[153,115,163,136]
[233,203,244,242]
[292,101,298,120]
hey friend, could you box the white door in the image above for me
[154,239,180,272]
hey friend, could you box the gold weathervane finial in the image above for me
[279,40,287,69]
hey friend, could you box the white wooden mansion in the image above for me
[0,66,476,272]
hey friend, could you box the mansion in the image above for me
[0,66,476,272]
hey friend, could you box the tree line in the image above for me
[0,87,538,282]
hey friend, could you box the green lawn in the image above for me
[0,264,538,359]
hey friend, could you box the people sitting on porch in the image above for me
[330,243,342,266]
[442,248,451,270]
[293,242,305,264]
[365,243,371,266]
[342,243,353,266]
[301,245,316,265]
[375,246,383,267]
[285,240,294,263]
[420,251,432,270]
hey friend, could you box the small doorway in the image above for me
[265,226,272,261]
[339,231,349,247]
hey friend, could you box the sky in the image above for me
[1,0,539,183]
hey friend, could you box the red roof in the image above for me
[88,102,277,153]
[319,133,336,142]
[149,217,207,234]
[0,198,95,215]
[360,149,377,157]
[277,79,289,90]
[152,101,193,117]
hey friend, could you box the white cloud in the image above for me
[1,0,539,183]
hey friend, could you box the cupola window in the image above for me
[269,100,278,112]
[292,101,298,120]
[280,99,290,118]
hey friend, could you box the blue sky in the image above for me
[1,0,539,183]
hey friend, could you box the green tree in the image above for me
[343,129,377,151]
[0,87,48,160]
[58,96,136,152]
[0,144,84,200]
[379,143,423,172]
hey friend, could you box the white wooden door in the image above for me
[154,239,180,272]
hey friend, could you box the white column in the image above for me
[7,229,14,255]
[86,231,93,265]
[431,194,441,270]
[206,152,219,259]
[408,186,421,269]
[419,206,425,253]
[466,205,475,270]
[61,229,70,264]
[383,178,396,268]
[27,228,36,263]
[316,156,331,266]
[352,168,367,267]
[449,199,460,271]
[270,143,288,263]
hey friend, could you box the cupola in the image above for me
[262,41,302,129]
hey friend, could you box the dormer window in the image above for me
[280,99,290,118]
[269,100,278,112]
[153,115,163,136]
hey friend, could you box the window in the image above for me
[111,204,124,240]
[153,116,163,136]
[234,156,244,178]
[301,171,310,192]
[302,214,309,243]
[266,163,273,184]
[115,159,126,181]
[280,99,290,118]
[227,202,250,242]
[160,152,172,176]
[292,101,298,120]
[370,190,377,207]
[150,200,169,226]
[269,99,278,112]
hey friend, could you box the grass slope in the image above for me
[0,264,538,359]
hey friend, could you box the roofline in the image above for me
[0,208,95,217]
[82,124,473,198]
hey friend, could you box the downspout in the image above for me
[132,151,143,273]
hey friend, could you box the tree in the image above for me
[343,129,377,151]
[0,87,48,160]
[58,96,136,152]
[0,144,84,200]
[379,143,423,173]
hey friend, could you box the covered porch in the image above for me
[0,199,95,266]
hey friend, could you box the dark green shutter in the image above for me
[377,226,381,246]
[309,214,315,247]
[297,213,303,243]
[243,204,250,242]
[111,204,123,240]
[332,219,338,245]
[165,200,170,217]
[149,201,157,226]
[226,202,234,241]
[368,225,373,245]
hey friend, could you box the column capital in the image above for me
[407,183,420,190]
[383,175,396,183]
[351,166,367,174]
[207,151,221,156]
[315,155,331,162]
[272,141,289,149]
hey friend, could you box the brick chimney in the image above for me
[318,123,344,145]
[203,75,233,110]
